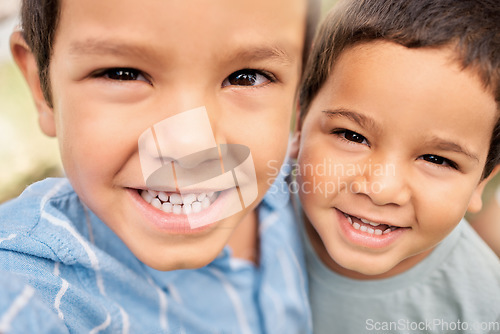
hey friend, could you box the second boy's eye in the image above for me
[419,154,458,169]
[331,129,369,146]
[222,69,273,87]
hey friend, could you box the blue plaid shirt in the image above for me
[0,168,311,333]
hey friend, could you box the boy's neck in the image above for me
[227,210,259,265]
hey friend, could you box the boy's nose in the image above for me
[153,106,218,165]
[352,158,411,207]
[138,106,221,182]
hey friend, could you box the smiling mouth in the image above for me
[139,189,219,214]
[342,212,402,235]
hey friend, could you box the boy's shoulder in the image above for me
[306,220,500,333]
[0,178,75,227]
[0,178,83,262]
[447,220,500,286]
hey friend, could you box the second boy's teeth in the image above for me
[361,218,380,226]
[140,190,218,214]
[345,213,399,235]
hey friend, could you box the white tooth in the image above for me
[383,228,391,234]
[361,218,380,226]
[183,203,192,214]
[192,201,202,213]
[375,229,383,235]
[173,204,182,215]
[360,225,367,232]
[367,227,375,234]
[170,194,183,205]
[158,192,169,202]
[353,222,361,230]
[202,198,211,209]
[151,198,162,209]
[161,202,172,213]
[148,190,158,197]
[197,193,207,201]
[346,215,353,224]
[209,192,217,202]
[207,192,214,198]
[141,190,154,204]
[182,193,196,205]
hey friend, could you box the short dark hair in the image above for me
[299,0,500,178]
[20,0,321,108]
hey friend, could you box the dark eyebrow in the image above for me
[322,108,380,134]
[226,45,293,65]
[69,39,293,66]
[69,39,157,62]
[426,137,480,162]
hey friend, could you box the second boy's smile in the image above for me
[295,41,496,279]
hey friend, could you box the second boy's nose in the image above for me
[352,158,411,207]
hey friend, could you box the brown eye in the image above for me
[106,69,140,81]
[222,69,273,87]
[330,129,370,147]
[93,68,151,85]
[420,154,457,169]
[344,130,366,144]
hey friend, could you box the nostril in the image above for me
[175,147,221,169]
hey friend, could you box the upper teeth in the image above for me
[361,218,380,226]
[344,213,398,235]
[140,190,217,214]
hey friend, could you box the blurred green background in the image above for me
[0,0,61,203]
[0,0,497,213]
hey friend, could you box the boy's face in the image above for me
[36,0,305,269]
[295,41,497,278]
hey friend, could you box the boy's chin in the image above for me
[331,253,400,279]
[137,246,225,271]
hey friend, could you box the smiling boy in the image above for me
[291,0,500,332]
[0,0,318,332]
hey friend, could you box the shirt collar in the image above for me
[260,160,293,211]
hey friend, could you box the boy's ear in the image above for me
[467,165,500,213]
[10,31,56,137]
[289,102,302,159]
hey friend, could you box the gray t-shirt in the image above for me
[304,220,500,334]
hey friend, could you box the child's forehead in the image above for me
[57,0,307,44]
[54,0,307,67]
[309,41,496,158]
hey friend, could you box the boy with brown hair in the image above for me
[291,0,500,332]
[0,0,319,332]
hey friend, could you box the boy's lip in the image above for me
[335,208,410,249]
[133,186,231,193]
[127,186,234,234]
